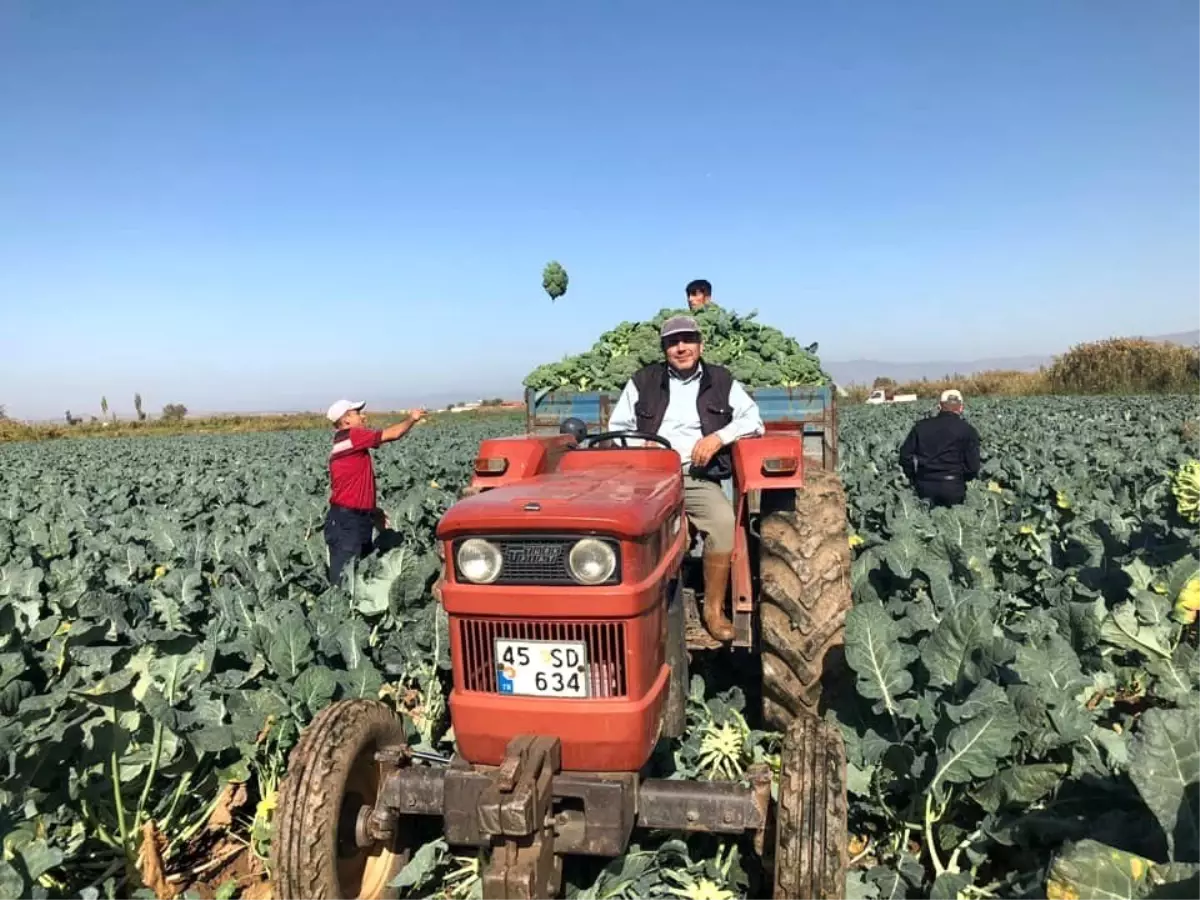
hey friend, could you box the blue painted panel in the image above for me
[750,387,833,421]
[526,386,833,431]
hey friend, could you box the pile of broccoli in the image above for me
[523,305,831,392]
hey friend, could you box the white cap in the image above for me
[940,389,964,404]
[327,399,365,423]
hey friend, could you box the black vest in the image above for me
[631,362,735,481]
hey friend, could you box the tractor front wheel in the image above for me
[772,712,849,899]
[757,468,853,732]
[271,699,413,900]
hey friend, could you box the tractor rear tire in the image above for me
[663,580,689,739]
[271,699,412,900]
[757,468,852,732]
[772,712,849,899]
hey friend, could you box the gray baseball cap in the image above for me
[660,315,701,340]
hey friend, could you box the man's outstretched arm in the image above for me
[380,409,425,443]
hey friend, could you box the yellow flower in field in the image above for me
[256,789,277,822]
[1055,489,1071,510]
[1173,575,1200,625]
[849,534,864,549]
[987,481,1003,494]
[153,565,168,580]
[1045,881,1079,900]
[1172,460,1199,523]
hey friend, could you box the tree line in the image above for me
[63,394,188,426]
[845,337,1199,402]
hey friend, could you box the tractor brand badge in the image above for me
[503,543,562,567]
[497,663,516,694]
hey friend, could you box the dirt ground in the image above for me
[181,840,271,900]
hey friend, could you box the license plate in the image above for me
[495,639,589,698]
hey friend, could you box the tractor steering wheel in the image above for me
[579,431,673,450]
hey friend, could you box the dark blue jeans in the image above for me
[324,504,375,586]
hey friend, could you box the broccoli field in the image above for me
[1,398,1197,900]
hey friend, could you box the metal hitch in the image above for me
[373,736,774,899]
[478,735,563,900]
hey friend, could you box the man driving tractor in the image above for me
[607,314,764,641]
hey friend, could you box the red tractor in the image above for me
[270,387,853,899]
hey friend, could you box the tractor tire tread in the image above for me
[758,468,852,730]
[270,698,408,900]
[773,713,849,899]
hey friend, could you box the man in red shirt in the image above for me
[325,399,426,585]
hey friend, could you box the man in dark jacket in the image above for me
[898,389,981,507]
[608,315,764,641]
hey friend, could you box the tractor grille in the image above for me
[457,617,628,698]
[453,537,620,586]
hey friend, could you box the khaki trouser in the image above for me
[684,476,736,553]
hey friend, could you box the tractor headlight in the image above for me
[568,538,617,585]
[456,538,503,584]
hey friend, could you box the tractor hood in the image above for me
[436,468,682,541]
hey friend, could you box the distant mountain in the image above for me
[1148,330,1200,347]
[825,329,1199,386]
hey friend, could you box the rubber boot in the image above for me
[702,550,736,642]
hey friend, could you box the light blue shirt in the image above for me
[607,364,765,470]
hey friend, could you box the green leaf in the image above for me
[1100,601,1173,660]
[931,703,1020,798]
[0,861,26,900]
[1128,704,1200,863]
[266,618,314,680]
[845,870,882,900]
[6,837,63,881]
[923,596,995,691]
[389,836,448,890]
[1045,839,1198,900]
[929,871,971,899]
[944,680,1007,724]
[293,665,338,716]
[844,602,918,720]
[972,762,1069,814]
[340,659,384,700]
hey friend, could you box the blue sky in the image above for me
[1,1,1196,419]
